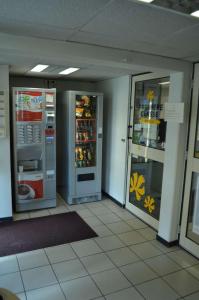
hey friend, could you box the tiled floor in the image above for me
[0,195,199,300]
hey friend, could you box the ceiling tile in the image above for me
[0,20,75,40]
[183,54,199,62]
[81,0,198,42]
[159,24,199,58]
[9,64,140,81]
[70,30,165,54]
[0,0,111,29]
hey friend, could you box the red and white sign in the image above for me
[17,173,43,201]
[16,90,44,122]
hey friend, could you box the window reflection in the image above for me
[132,78,169,150]
[186,172,199,245]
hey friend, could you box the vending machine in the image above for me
[57,91,103,204]
[12,88,56,212]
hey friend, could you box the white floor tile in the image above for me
[90,206,112,216]
[76,209,94,218]
[68,203,90,211]
[86,202,105,210]
[120,261,157,285]
[167,250,199,268]
[71,239,102,257]
[29,210,49,218]
[102,201,121,212]
[26,284,65,300]
[106,247,140,267]
[145,254,181,276]
[92,268,131,295]
[118,231,146,246]
[126,218,148,229]
[52,258,87,282]
[97,213,121,224]
[137,227,157,241]
[187,264,199,280]
[17,249,49,270]
[21,265,57,291]
[95,235,125,251]
[92,225,113,237]
[105,287,144,300]
[114,210,136,221]
[130,241,162,259]
[48,206,69,215]
[137,278,179,300]
[151,240,180,254]
[45,244,77,263]
[0,255,19,275]
[107,221,132,234]
[82,216,103,227]
[14,213,30,221]
[164,270,199,297]
[61,275,101,300]
[81,253,115,274]
[0,272,24,294]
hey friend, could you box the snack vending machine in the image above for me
[57,91,103,204]
[12,88,56,212]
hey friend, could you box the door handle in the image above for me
[121,138,126,142]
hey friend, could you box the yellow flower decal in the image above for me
[130,172,145,201]
[146,89,155,101]
[144,196,155,214]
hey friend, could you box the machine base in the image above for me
[15,198,56,212]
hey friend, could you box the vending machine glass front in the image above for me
[75,95,97,168]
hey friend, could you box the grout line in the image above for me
[6,197,199,299]
[43,248,68,300]
[15,255,27,299]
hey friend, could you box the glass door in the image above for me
[126,74,170,229]
[180,64,199,258]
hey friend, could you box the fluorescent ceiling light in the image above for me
[30,64,49,72]
[191,10,199,18]
[137,0,154,3]
[159,81,170,85]
[59,67,80,75]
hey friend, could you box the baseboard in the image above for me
[156,234,179,247]
[102,191,125,208]
[0,217,13,222]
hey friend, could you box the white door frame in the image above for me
[126,72,168,230]
[180,63,199,258]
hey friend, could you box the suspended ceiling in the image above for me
[0,0,198,80]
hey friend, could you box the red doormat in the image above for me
[0,212,97,257]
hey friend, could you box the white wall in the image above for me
[97,76,130,204]
[10,76,97,92]
[0,65,12,219]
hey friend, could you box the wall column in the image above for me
[158,70,192,243]
[0,65,12,219]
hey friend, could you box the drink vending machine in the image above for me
[12,88,56,212]
[57,91,103,204]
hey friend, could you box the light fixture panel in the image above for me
[59,67,80,75]
[137,0,154,3]
[159,81,170,85]
[30,64,49,72]
[191,10,199,18]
